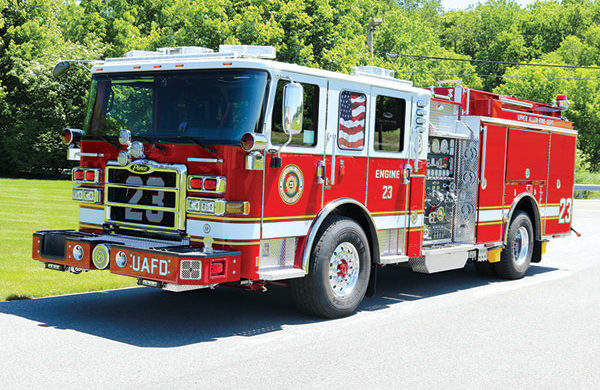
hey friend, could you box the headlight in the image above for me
[129,141,145,158]
[72,187,101,204]
[186,198,226,215]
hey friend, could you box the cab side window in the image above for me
[271,81,319,147]
[374,95,406,152]
[338,91,366,150]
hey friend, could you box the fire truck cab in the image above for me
[33,45,577,318]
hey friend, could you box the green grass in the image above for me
[0,178,135,301]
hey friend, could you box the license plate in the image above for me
[200,200,215,214]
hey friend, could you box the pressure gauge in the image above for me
[431,138,440,153]
[440,139,449,154]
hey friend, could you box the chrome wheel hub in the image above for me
[513,226,530,266]
[329,242,360,297]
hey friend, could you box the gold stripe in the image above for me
[545,203,560,207]
[190,237,260,246]
[80,204,104,210]
[478,221,503,226]
[79,222,103,229]
[264,214,317,221]
[371,210,409,216]
[186,214,317,222]
[408,227,423,232]
[542,216,559,221]
[188,215,261,222]
[478,205,503,210]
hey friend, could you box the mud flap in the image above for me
[366,263,377,297]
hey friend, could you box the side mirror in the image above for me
[282,82,304,135]
[53,61,71,78]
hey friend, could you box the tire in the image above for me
[494,211,534,279]
[290,216,371,318]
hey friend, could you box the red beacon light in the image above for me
[62,128,85,145]
[555,94,569,111]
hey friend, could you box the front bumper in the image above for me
[33,230,241,287]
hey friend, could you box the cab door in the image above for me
[322,80,370,205]
[365,86,418,259]
[261,73,327,269]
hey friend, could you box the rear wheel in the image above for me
[495,211,534,279]
[290,217,370,318]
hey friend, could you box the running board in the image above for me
[379,255,409,265]
[258,267,305,281]
[411,244,476,273]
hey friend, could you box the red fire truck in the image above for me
[33,45,577,318]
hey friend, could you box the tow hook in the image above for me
[571,227,582,237]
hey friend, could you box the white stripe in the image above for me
[351,95,366,104]
[544,206,560,217]
[79,207,104,225]
[262,220,312,239]
[338,131,365,143]
[187,219,260,240]
[339,117,364,129]
[351,104,366,116]
[478,209,503,222]
[374,215,407,230]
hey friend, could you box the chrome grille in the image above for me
[104,161,187,231]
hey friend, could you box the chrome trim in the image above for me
[480,125,488,189]
[104,160,187,231]
[187,157,224,163]
[77,152,104,158]
[187,175,227,194]
[503,192,542,244]
[301,198,377,272]
[245,151,265,170]
[72,167,102,184]
[500,97,533,108]
[72,186,102,204]
[186,197,226,216]
[327,133,337,185]
[241,132,268,152]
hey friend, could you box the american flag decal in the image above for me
[338,91,366,149]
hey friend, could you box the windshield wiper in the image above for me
[99,136,122,150]
[180,137,216,154]
[139,136,166,151]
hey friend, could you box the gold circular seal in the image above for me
[278,164,304,205]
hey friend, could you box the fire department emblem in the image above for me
[279,164,304,205]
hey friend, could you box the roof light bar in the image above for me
[218,45,276,59]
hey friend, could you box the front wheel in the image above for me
[290,217,371,318]
[495,211,534,279]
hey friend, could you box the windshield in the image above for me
[87,69,269,144]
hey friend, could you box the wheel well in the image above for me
[508,195,543,263]
[510,196,541,241]
[320,203,380,264]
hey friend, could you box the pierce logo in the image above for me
[129,163,151,174]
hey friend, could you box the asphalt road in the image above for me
[1,200,599,389]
